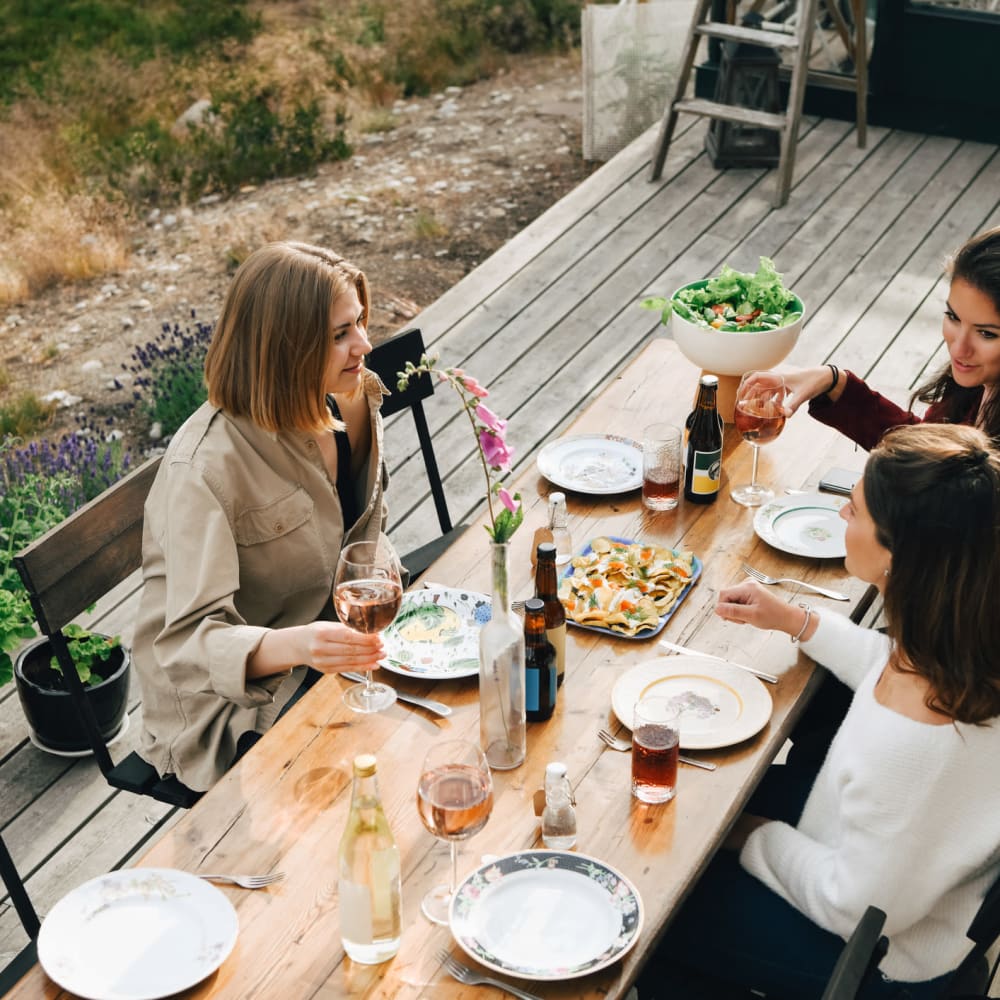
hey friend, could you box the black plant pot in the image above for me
[14,636,130,754]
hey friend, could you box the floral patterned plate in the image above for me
[753,492,847,559]
[535,434,643,495]
[449,850,643,980]
[380,586,491,680]
[38,868,238,999]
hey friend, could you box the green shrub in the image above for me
[0,393,56,438]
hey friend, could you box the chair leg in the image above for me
[0,835,40,940]
[853,0,867,147]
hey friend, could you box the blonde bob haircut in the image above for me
[204,241,370,434]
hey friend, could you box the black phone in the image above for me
[818,466,861,496]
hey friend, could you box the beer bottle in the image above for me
[534,542,567,687]
[523,598,557,722]
[338,754,402,964]
[684,375,723,504]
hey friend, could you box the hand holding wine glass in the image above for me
[333,537,403,713]
[416,739,494,925]
[731,371,787,507]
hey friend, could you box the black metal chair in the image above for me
[0,832,40,993]
[821,905,889,1000]
[367,327,466,580]
[14,455,201,808]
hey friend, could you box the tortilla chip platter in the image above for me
[558,536,701,638]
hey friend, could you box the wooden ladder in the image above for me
[649,0,822,207]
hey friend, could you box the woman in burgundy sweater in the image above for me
[783,226,1000,449]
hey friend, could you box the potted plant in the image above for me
[1,446,131,754]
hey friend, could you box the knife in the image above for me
[342,673,452,717]
[658,639,779,685]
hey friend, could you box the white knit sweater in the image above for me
[740,612,1000,982]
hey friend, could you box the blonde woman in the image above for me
[134,242,389,792]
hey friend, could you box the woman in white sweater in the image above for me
[639,423,1000,999]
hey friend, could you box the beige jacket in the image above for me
[134,370,389,791]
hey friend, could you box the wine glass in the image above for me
[416,738,494,925]
[333,538,403,713]
[731,371,788,507]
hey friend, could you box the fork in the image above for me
[197,871,285,889]
[436,949,543,1000]
[741,563,849,601]
[597,729,717,771]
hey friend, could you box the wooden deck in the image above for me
[4,113,1000,974]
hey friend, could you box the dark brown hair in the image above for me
[864,423,1000,723]
[913,225,1000,444]
[204,241,370,433]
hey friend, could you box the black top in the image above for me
[326,395,360,530]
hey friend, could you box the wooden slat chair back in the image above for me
[367,327,465,579]
[14,455,200,808]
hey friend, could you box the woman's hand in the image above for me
[779,366,846,416]
[248,621,384,679]
[716,580,814,639]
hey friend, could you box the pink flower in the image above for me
[475,403,507,434]
[460,375,489,398]
[479,428,513,471]
[498,487,519,513]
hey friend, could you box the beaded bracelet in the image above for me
[791,602,813,644]
[826,364,840,395]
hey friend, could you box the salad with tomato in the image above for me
[642,257,802,333]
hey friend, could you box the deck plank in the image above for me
[4,114,1000,976]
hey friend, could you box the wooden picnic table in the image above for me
[11,337,873,999]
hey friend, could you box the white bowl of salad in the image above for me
[643,258,804,376]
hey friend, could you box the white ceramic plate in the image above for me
[450,850,643,980]
[611,655,773,750]
[536,434,643,495]
[380,586,490,679]
[38,868,239,1000]
[753,492,848,559]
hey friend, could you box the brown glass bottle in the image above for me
[684,375,723,504]
[524,598,557,722]
[534,542,567,687]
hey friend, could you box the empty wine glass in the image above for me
[731,371,788,507]
[416,738,494,925]
[333,538,403,713]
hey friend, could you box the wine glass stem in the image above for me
[449,840,458,898]
[364,669,373,694]
[749,444,760,489]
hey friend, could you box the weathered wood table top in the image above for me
[13,338,872,999]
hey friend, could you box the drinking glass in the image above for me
[416,738,494,924]
[631,696,681,804]
[333,538,403,713]
[641,422,682,512]
[731,371,788,507]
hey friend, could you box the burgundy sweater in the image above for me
[807,371,981,451]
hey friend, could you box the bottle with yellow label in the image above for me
[338,754,402,964]
[684,375,723,504]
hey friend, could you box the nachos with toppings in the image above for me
[558,536,697,637]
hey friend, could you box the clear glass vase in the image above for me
[478,541,526,770]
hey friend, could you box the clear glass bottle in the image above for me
[338,754,402,964]
[541,761,577,849]
[534,542,567,687]
[479,540,526,770]
[547,491,573,567]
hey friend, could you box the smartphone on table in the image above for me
[818,467,861,496]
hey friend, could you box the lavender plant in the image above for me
[123,314,213,438]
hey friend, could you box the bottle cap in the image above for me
[536,542,556,559]
[700,374,719,386]
[353,753,377,777]
[525,597,544,614]
[549,491,566,504]
[546,761,567,778]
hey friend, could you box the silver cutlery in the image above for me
[741,562,849,601]
[436,949,543,1000]
[597,728,717,770]
[658,639,779,684]
[342,673,452,717]
[197,871,285,889]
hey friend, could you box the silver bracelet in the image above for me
[791,602,812,644]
